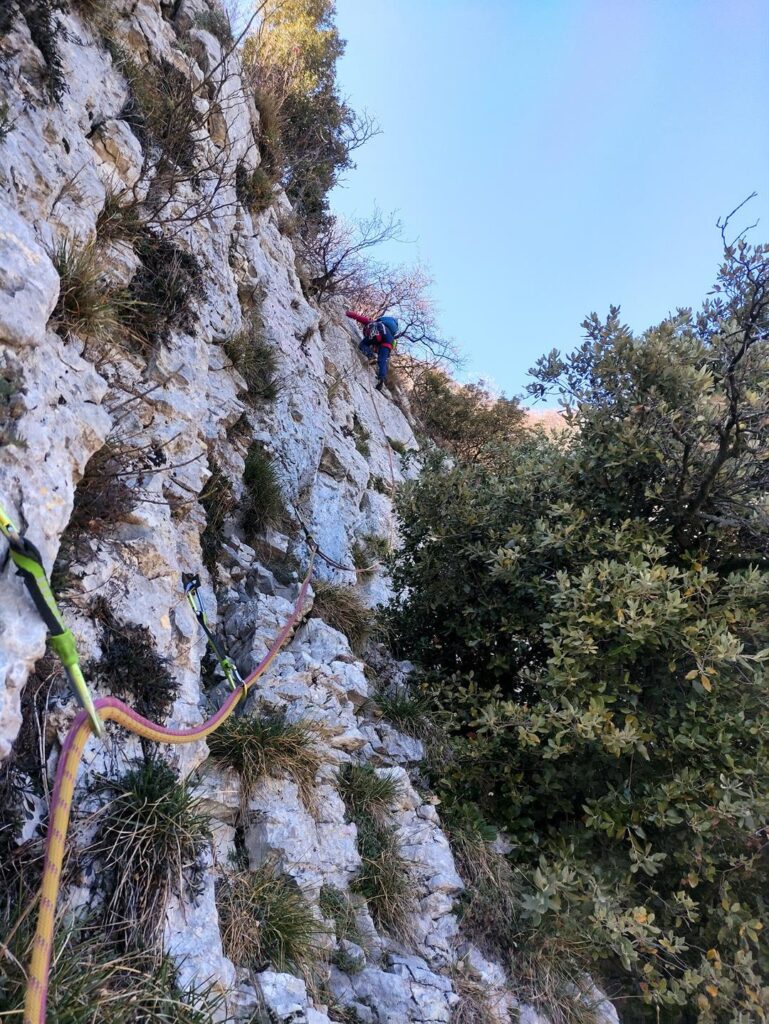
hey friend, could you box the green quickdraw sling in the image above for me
[183,573,243,692]
[0,502,104,737]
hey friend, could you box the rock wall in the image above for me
[0,4,618,1022]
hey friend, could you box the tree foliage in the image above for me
[409,369,526,464]
[391,234,769,1022]
[243,0,376,229]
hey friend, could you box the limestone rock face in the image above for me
[0,4,618,1023]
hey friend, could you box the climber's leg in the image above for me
[376,346,391,389]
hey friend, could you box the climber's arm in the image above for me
[345,310,373,326]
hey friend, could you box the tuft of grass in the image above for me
[319,884,370,972]
[88,598,179,721]
[90,758,210,954]
[199,457,236,576]
[350,814,413,938]
[192,7,233,47]
[450,958,509,1024]
[241,443,287,541]
[351,418,371,457]
[119,56,198,171]
[369,474,392,496]
[49,237,137,344]
[338,763,401,820]
[351,534,390,580]
[387,437,409,456]
[217,861,326,981]
[310,580,370,652]
[95,189,145,245]
[235,163,276,215]
[0,906,226,1022]
[208,710,326,814]
[224,314,279,405]
[338,764,413,937]
[0,99,15,143]
[375,685,432,738]
[252,87,285,179]
[125,233,203,348]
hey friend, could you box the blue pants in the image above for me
[359,339,391,382]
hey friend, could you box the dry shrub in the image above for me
[88,598,179,721]
[49,237,137,345]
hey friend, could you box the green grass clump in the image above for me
[338,765,413,936]
[95,189,145,245]
[319,884,370,972]
[126,234,203,347]
[375,685,432,738]
[0,99,14,143]
[351,418,371,457]
[199,457,236,576]
[387,437,409,456]
[235,163,276,215]
[217,862,326,981]
[90,758,210,953]
[338,763,400,820]
[224,314,279,404]
[241,443,287,541]
[351,534,390,580]
[49,237,137,345]
[311,580,370,652]
[207,711,326,813]
[0,914,226,1022]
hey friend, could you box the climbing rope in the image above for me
[2,516,317,1024]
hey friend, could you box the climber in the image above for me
[346,310,399,391]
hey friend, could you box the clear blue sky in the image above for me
[331,0,769,402]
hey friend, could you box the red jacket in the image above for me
[345,311,393,349]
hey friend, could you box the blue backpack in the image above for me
[376,316,399,348]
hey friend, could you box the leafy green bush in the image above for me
[207,710,326,812]
[391,238,769,1021]
[90,758,210,952]
[241,443,287,540]
[217,862,326,980]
